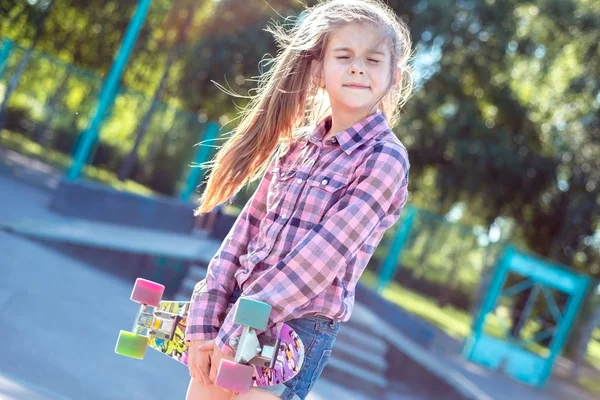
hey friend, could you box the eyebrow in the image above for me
[332,47,386,56]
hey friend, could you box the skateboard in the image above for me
[115,278,305,393]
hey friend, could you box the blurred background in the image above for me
[0,0,599,399]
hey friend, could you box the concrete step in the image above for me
[320,320,391,397]
[326,356,387,387]
[308,379,371,400]
[321,356,388,399]
[332,339,387,372]
[338,323,388,355]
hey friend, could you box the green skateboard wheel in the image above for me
[115,330,148,359]
[234,298,272,330]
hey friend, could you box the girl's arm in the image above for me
[185,158,274,342]
[214,142,410,354]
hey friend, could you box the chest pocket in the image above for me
[302,172,351,226]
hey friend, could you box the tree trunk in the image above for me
[35,68,71,145]
[0,47,34,131]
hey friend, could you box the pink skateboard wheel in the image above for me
[130,278,164,307]
[216,359,254,393]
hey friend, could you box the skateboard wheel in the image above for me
[130,278,164,307]
[115,330,147,359]
[234,298,271,330]
[216,359,254,393]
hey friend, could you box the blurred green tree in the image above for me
[386,0,598,278]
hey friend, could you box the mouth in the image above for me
[343,84,370,89]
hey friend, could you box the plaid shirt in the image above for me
[185,112,410,354]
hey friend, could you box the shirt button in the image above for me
[229,337,239,349]
[296,178,302,184]
[282,213,288,220]
[331,138,337,144]
[321,179,329,185]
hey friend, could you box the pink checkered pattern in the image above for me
[185,112,410,354]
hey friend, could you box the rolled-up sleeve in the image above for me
[214,143,409,354]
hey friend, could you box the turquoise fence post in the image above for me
[376,205,416,293]
[472,246,513,339]
[180,122,220,201]
[0,38,14,80]
[66,0,152,181]
[538,274,589,386]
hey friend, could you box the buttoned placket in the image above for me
[251,135,323,265]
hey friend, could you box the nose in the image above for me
[350,60,365,75]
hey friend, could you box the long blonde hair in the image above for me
[195,0,413,214]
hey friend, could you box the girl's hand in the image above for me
[187,339,212,385]
[198,340,238,394]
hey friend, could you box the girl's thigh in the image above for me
[186,377,232,400]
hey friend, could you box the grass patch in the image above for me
[1,129,155,196]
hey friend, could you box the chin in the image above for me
[339,103,374,112]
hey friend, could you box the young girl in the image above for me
[185,0,413,399]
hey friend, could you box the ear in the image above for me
[394,68,402,86]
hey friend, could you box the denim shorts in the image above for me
[229,287,340,400]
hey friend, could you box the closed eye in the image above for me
[336,56,381,63]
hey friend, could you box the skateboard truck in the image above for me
[134,305,182,341]
[253,335,281,369]
[233,326,281,369]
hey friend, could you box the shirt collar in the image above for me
[311,112,389,155]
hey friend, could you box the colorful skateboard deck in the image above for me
[148,300,305,386]
[116,279,305,391]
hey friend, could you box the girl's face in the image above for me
[318,22,398,117]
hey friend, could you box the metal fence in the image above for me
[0,38,217,197]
